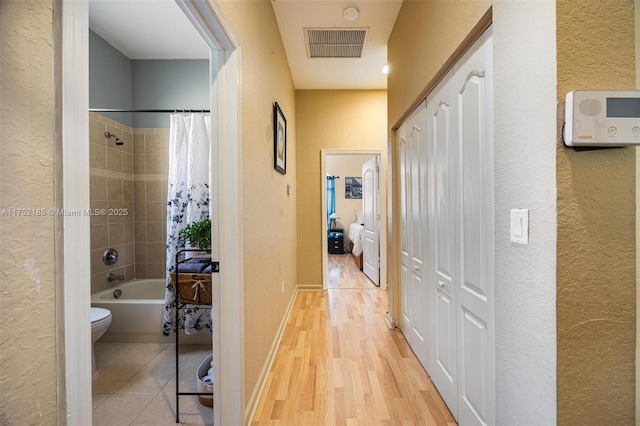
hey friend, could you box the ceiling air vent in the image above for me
[304,28,368,58]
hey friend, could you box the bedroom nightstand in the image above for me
[328,229,344,254]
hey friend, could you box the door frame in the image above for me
[321,150,387,290]
[57,1,244,424]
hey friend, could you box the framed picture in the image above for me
[345,177,362,199]
[273,102,286,174]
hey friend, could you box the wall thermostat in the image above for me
[564,90,640,147]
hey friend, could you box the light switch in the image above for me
[510,209,529,245]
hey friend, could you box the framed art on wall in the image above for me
[345,177,362,199]
[274,102,286,174]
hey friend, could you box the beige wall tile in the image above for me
[146,181,163,202]
[90,144,106,170]
[134,223,147,244]
[147,242,165,263]
[91,174,108,201]
[146,262,166,279]
[124,264,136,281]
[160,181,169,202]
[133,134,145,155]
[107,178,123,202]
[108,223,125,247]
[134,202,146,222]
[123,202,135,223]
[134,180,146,200]
[91,248,109,275]
[134,155,146,175]
[146,154,161,174]
[123,179,134,202]
[146,202,164,222]
[90,199,108,226]
[107,200,124,224]
[90,118,106,146]
[91,224,109,251]
[145,134,162,155]
[135,242,147,264]
[106,147,123,173]
[146,222,164,243]
[123,152,134,174]
[122,242,135,265]
[135,263,147,279]
[123,222,135,243]
[121,130,133,154]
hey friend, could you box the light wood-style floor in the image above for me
[251,255,456,425]
[327,254,377,289]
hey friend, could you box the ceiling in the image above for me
[89,0,402,89]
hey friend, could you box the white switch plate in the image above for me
[510,209,529,245]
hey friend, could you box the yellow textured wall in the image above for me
[218,0,298,405]
[0,0,58,422]
[296,90,387,285]
[556,0,636,423]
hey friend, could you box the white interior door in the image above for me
[362,156,379,285]
[454,27,494,426]
[427,69,458,416]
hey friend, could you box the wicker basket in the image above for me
[169,272,212,305]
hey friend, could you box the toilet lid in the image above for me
[91,307,111,323]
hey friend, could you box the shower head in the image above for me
[104,131,123,146]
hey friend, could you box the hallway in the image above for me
[251,256,456,425]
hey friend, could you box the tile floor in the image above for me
[92,342,213,425]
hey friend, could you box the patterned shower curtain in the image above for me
[162,113,212,336]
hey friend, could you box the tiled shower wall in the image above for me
[90,113,135,294]
[89,113,169,294]
[133,127,169,280]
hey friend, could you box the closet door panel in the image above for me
[427,70,458,416]
[408,103,428,367]
[454,27,494,426]
[398,127,412,334]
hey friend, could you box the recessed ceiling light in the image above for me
[343,6,359,22]
[381,64,390,75]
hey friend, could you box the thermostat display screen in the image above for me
[607,97,640,118]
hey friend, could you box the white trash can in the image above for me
[196,354,214,407]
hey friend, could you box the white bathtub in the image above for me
[91,279,210,344]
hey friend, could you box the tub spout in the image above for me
[107,272,125,282]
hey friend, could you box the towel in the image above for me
[177,258,209,273]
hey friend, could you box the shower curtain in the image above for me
[162,113,212,336]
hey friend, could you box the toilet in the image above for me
[90,307,112,379]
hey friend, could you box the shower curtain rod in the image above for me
[89,108,210,113]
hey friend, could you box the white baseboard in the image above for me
[244,285,320,424]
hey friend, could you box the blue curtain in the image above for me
[327,176,336,228]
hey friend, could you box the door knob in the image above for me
[438,280,445,287]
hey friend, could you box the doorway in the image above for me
[321,150,387,291]
[58,1,243,424]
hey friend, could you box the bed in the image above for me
[348,222,364,271]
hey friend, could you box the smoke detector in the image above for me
[343,6,359,22]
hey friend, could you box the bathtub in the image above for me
[91,279,210,344]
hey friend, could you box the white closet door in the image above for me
[426,69,458,416]
[398,102,429,368]
[453,27,494,426]
[362,156,379,285]
[398,118,412,337]
[408,103,429,367]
